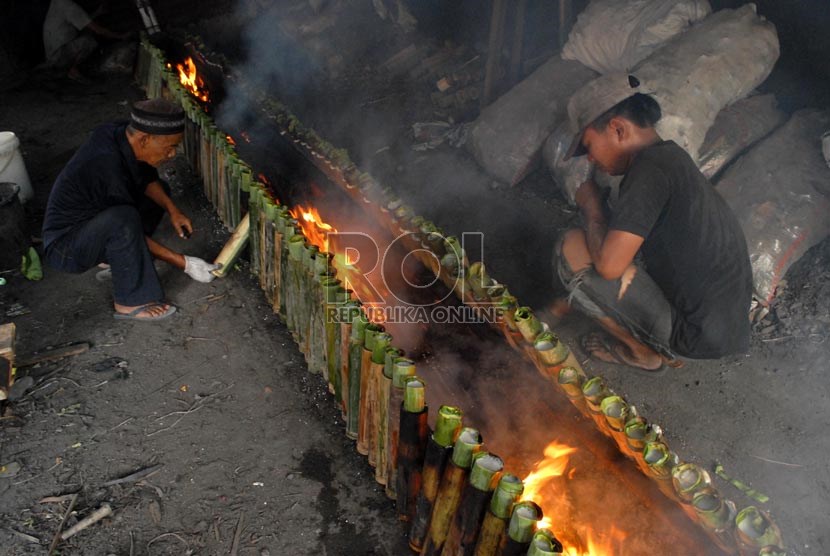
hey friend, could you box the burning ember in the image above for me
[521,441,624,555]
[176,57,209,102]
[226,135,236,145]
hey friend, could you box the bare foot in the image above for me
[114,302,174,320]
[580,332,663,372]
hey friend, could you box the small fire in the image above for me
[521,441,577,502]
[226,135,236,145]
[258,173,271,186]
[176,57,209,102]
[289,204,335,253]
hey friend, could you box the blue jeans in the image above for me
[45,201,166,307]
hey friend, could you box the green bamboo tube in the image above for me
[319,277,342,381]
[409,405,464,552]
[642,441,681,500]
[527,530,564,556]
[367,332,392,467]
[261,200,277,304]
[581,376,614,436]
[467,262,493,301]
[396,376,429,522]
[600,395,633,455]
[326,285,348,401]
[346,311,369,439]
[555,366,589,417]
[442,452,504,556]
[758,547,787,556]
[735,507,784,555]
[692,487,738,553]
[473,474,524,556]
[338,300,360,421]
[498,501,542,556]
[374,345,401,486]
[270,207,288,315]
[514,307,543,344]
[532,331,570,379]
[671,463,712,503]
[421,427,483,556]
[286,234,306,336]
[386,357,416,499]
[248,185,264,276]
[357,324,383,456]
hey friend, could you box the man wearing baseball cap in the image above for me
[554,73,752,371]
[43,98,219,321]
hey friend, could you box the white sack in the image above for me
[562,0,711,74]
[467,56,597,186]
[716,109,830,303]
[634,4,780,162]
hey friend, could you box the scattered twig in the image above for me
[714,462,770,504]
[47,491,79,555]
[147,532,189,554]
[230,511,244,556]
[60,503,112,540]
[130,530,135,556]
[750,454,804,468]
[147,384,234,437]
[90,417,134,440]
[7,529,40,544]
[39,494,77,504]
[137,479,165,499]
[212,516,221,542]
[102,464,163,487]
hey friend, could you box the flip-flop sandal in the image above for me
[95,268,112,282]
[113,303,176,321]
[580,332,666,375]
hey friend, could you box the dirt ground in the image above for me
[2,5,830,555]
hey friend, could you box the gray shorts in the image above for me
[47,35,97,68]
[555,234,677,359]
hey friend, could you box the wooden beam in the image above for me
[481,0,509,108]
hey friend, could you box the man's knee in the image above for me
[559,228,592,274]
[100,206,143,246]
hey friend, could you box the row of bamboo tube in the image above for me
[137,36,785,556]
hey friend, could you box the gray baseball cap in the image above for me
[563,73,651,160]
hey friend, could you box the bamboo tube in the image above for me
[581,376,614,436]
[642,441,681,501]
[422,427,483,556]
[758,547,787,556]
[671,463,712,503]
[386,357,416,499]
[357,324,383,455]
[396,376,429,522]
[513,307,543,344]
[367,331,392,467]
[410,405,465,551]
[248,185,263,277]
[442,452,504,556]
[692,487,738,553]
[286,234,306,336]
[376,347,403,487]
[261,199,277,304]
[346,311,369,439]
[600,395,633,455]
[498,501,542,556]
[211,212,250,278]
[473,474,524,556]
[467,262,493,301]
[532,331,570,380]
[320,277,342,382]
[338,300,360,421]
[555,366,589,417]
[271,206,288,315]
[734,507,784,556]
[327,285,348,402]
[527,529,564,556]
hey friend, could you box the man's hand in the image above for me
[170,210,193,239]
[184,256,220,283]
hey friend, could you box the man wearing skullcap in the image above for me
[43,98,219,321]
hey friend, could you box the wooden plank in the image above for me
[15,342,90,368]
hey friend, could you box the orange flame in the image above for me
[521,441,577,503]
[176,57,209,102]
[226,135,236,145]
[289,204,335,253]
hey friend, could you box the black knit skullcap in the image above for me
[130,98,185,135]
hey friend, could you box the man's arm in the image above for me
[575,180,644,280]
[144,181,193,238]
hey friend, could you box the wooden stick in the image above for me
[212,213,250,278]
[16,342,90,369]
[230,511,244,556]
[47,492,79,555]
[60,503,112,540]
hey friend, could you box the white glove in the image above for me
[184,256,220,283]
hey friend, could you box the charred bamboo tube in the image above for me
[514,307,543,344]
[600,395,633,455]
[496,294,524,353]
[442,452,504,556]
[357,324,384,455]
[386,357,416,500]
[498,501,543,556]
[671,463,712,503]
[376,347,404,487]
[339,300,361,422]
[422,427,483,556]
[556,366,589,417]
[261,198,277,304]
[396,376,429,522]
[532,331,570,380]
[642,441,681,501]
[735,506,784,556]
[692,487,738,553]
[368,332,392,467]
[346,311,369,439]
[409,405,464,552]
[581,376,614,436]
[527,529,564,556]
[473,474,524,556]
[211,212,250,278]
[271,206,289,315]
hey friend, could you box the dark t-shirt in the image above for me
[609,140,752,358]
[43,122,159,249]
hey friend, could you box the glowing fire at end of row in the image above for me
[176,57,209,102]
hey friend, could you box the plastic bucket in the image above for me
[0,132,33,204]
